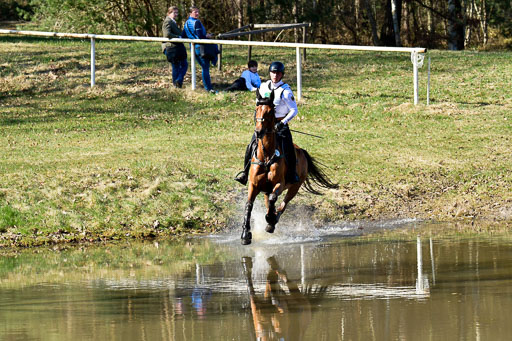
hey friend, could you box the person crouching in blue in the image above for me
[225,60,261,92]
[183,6,219,94]
[234,61,300,185]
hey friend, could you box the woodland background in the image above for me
[1,0,511,50]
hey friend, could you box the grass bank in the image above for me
[1,36,511,247]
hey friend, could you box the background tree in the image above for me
[8,0,512,49]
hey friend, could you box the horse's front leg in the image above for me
[241,184,259,245]
[265,183,282,233]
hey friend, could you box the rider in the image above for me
[234,61,300,185]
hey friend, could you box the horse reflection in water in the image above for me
[242,256,323,341]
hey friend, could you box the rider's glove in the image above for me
[274,121,285,131]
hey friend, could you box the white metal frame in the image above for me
[1,29,427,104]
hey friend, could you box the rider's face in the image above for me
[270,71,283,83]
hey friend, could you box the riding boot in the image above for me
[281,128,299,184]
[234,135,256,185]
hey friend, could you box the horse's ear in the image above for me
[256,88,262,101]
[269,90,275,103]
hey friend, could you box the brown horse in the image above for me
[240,91,338,245]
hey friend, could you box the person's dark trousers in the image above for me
[226,78,248,91]
[164,49,188,87]
[196,54,212,91]
[276,124,297,181]
[171,58,188,87]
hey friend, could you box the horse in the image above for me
[240,90,338,245]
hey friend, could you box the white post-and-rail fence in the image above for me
[0,29,427,104]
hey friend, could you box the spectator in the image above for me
[225,60,261,92]
[183,6,219,94]
[162,6,188,88]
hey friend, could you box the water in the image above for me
[1,222,512,340]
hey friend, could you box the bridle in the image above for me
[252,102,282,172]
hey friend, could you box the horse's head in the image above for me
[254,90,275,139]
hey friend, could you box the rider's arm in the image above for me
[281,89,298,125]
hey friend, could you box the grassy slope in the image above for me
[0,36,511,246]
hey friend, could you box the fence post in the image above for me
[302,23,307,62]
[296,46,302,101]
[191,43,196,90]
[248,24,253,62]
[427,55,431,105]
[90,36,96,87]
[412,51,419,105]
[218,44,222,71]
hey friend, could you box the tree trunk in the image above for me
[293,0,299,42]
[464,0,475,47]
[448,0,465,50]
[237,0,244,28]
[365,0,380,46]
[477,0,489,45]
[391,0,402,46]
[402,0,410,45]
[247,0,254,25]
[380,0,396,46]
[426,0,436,42]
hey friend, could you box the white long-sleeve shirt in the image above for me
[258,80,298,124]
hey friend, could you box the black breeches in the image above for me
[242,133,257,172]
[276,126,297,174]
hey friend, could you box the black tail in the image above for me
[302,149,339,195]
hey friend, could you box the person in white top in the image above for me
[225,60,262,91]
[234,61,300,185]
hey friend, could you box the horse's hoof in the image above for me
[265,224,275,233]
[241,231,252,245]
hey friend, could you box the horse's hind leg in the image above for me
[275,183,301,222]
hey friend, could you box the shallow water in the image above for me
[1,220,512,340]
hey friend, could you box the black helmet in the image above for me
[269,61,285,73]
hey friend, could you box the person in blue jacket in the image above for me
[225,60,262,92]
[183,6,219,93]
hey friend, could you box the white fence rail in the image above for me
[0,29,427,104]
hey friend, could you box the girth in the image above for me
[251,148,283,173]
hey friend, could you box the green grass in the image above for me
[1,35,512,247]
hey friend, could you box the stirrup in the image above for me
[234,171,248,185]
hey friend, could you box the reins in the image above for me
[252,102,283,172]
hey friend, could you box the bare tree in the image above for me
[391,0,402,46]
[365,0,381,45]
[448,0,465,49]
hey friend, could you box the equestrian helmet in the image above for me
[269,61,285,74]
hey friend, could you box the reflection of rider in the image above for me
[234,61,300,186]
[242,256,312,341]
